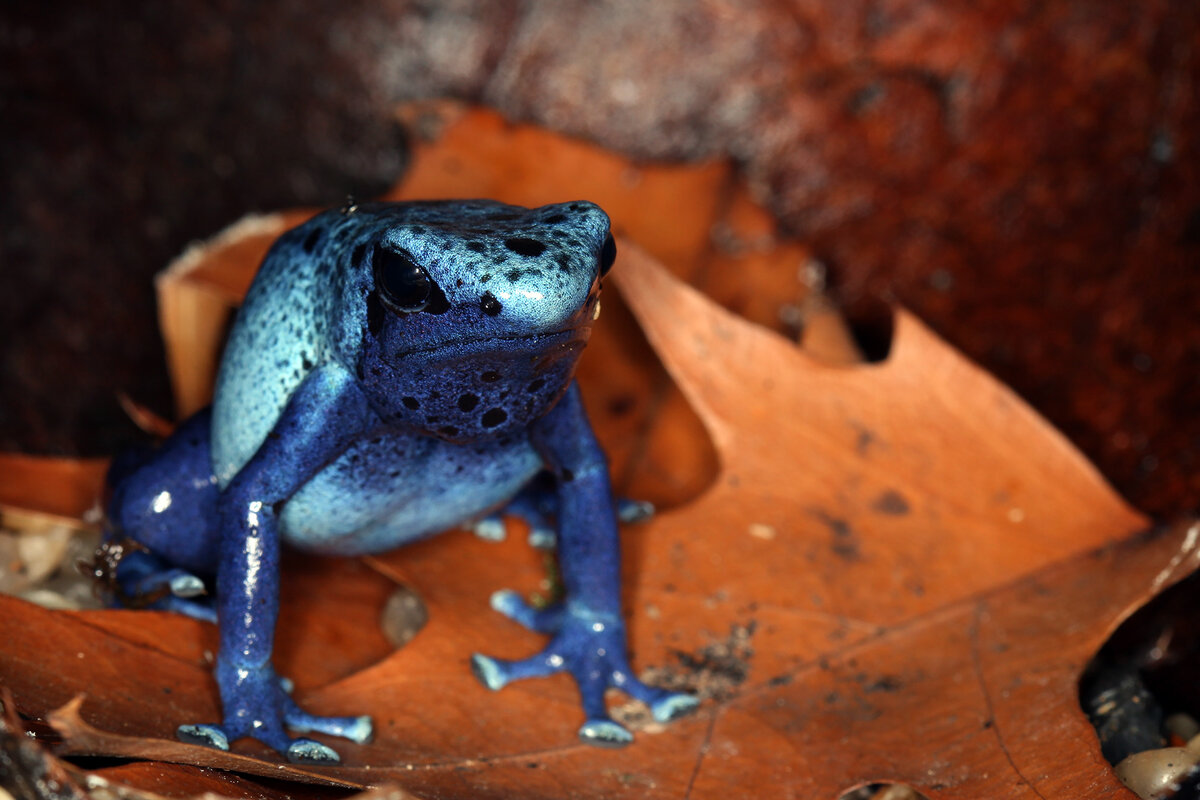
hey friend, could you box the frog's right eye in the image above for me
[373,245,431,313]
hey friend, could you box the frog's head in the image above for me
[334,200,614,442]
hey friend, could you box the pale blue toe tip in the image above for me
[345,715,374,744]
[168,574,206,598]
[176,723,229,751]
[287,738,340,764]
[578,719,633,748]
[489,589,521,615]
[470,653,508,690]
[652,693,700,723]
[473,518,506,542]
[527,527,556,549]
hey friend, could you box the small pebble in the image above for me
[748,523,776,541]
[837,783,928,800]
[380,585,429,648]
[874,786,925,800]
[1115,747,1200,800]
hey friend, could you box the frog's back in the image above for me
[211,216,343,486]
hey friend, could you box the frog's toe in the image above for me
[284,704,373,745]
[490,589,563,633]
[286,738,341,764]
[118,552,204,597]
[471,653,509,690]
[527,524,556,550]
[650,692,700,722]
[117,555,216,622]
[176,723,230,751]
[164,570,206,597]
[470,516,507,542]
[579,718,634,747]
[617,498,655,524]
[615,676,700,722]
[472,651,563,691]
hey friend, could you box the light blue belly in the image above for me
[278,430,542,556]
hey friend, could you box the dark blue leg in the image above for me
[471,382,697,745]
[186,366,374,763]
[113,549,216,622]
[105,410,221,620]
[106,382,375,762]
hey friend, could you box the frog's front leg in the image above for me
[182,365,374,763]
[471,382,698,746]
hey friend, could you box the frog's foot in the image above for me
[472,596,698,746]
[469,492,556,549]
[179,667,372,764]
[113,550,216,622]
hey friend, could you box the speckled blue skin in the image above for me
[106,200,697,763]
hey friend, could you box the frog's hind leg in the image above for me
[104,409,221,620]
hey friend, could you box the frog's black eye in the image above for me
[373,245,431,313]
[599,232,617,277]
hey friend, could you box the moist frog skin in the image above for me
[105,199,698,763]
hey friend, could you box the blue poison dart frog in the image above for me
[103,200,699,763]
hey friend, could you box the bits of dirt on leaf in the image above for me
[810,509,861,561]
[613,622,757,731]
[871,489,910,516]
[861,674,904,693]
[646,622,757,702]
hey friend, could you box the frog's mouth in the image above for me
[392,325,590,361]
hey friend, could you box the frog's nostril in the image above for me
[504,237,547,257]
[481,292,503,317]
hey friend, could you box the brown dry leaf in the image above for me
[0,106,1183,799]
[0,455,107,520]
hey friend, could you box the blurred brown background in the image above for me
[1,1,1196,517]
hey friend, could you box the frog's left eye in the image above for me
[374,245,431,312]
[599,232,617,277]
